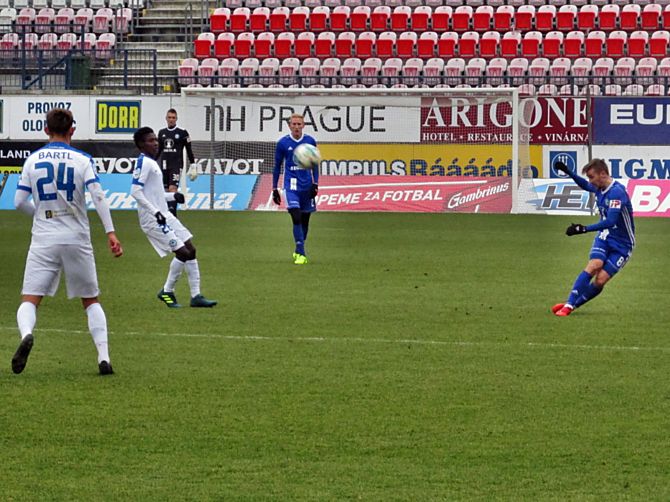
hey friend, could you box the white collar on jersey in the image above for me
[601,178,615,194]
[290,134,304,143]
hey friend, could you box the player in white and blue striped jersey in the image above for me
[272,114,319,265]
[553,159,636,316]
[131,127,216,309]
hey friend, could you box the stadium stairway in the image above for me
[94,0,206,93]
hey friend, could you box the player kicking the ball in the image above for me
[131,127,216,309]
[272,114,319,265]
[553,159,635,316]
[13,108,122,375]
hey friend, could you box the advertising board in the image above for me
[593,97,670,145]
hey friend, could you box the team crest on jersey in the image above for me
[133,168,141,178]
[175,134,180,139]
[45,210,53,219]
[609,200,621,209]
[169,239,177,247]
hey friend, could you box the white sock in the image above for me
[164,257,185,292]
[87,303,110,364]
[184,259,201,298]
[17,302,37,340]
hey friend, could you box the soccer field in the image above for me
[1,210,669,501]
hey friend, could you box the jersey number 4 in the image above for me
[36,162,76,202]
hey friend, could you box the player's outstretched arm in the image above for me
[107,232,123,257]
[554,161,593,192]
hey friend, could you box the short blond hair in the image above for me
[582,158,609,175]
[289,113,304,121]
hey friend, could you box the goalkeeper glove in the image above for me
[188,163,198,182]
[566,223,586,236]
[272,189,281,205]
[155,211,166,226]
[309,184,318,199]
[174,193,185,204]
[554,161,570,175]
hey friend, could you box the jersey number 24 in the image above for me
[36,162,76,202]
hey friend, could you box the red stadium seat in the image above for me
[557,5,577,31]
[458,31,479,58]
[605,30,627,57]
[92,8,112,34]
[309,6,329,32]
[585,30,605,57]
[269,6,289,32]
[351,5,370,32]
[214,33,234,59]
[355,31,376,58]
[535,5,556,32]
[628,31,648,58]
[432,6,452,33]
[396,30,416,57]
[501,31,521,58]
[515,5,535,32]
[664,5,670,30]
[335,31,356,57]
[599,5,619,32]
[274,32,295,58]
[620,4,640,31]
[230,7,250,33]
[255,32,275,59]
[290,6,309,32]
[16,7,36,30]
[452,5,472,32]
[74,8,93,33]
[650,30,670,57]
[543,31,563,58]
[438,31,457,57]
[411,6,431,32]
[370,6,390,32]
[564,31,584,58]
[493,5,514,32]
[35,7,54,34]
[210,7,230,34]
[331,6,350,32]
[417,31,438,58]
[642,4,662,30]
[480,31,500,58]
[473,5,493,32]
[577,5,597,31]
[249,7,269,33]
[522,31,542,57]
[195,32,215,59]
[314,31,335,57]
[376,31,396,57]
[234,32,254,58]
[390,5,410,31]
[294,31,314,58]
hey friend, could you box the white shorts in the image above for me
[22,243,100,299]
[142,216,193,258]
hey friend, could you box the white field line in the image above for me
[1,327,668,353]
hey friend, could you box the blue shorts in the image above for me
[285,189,316,213]
[590,233,632,278]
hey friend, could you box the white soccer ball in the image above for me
[293,144,322,169]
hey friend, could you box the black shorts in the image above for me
[162,166,181,188]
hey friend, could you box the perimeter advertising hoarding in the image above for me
[543,145,670,179]
[593,97,670,145]
[251,175,513,213]
[420,97,588,145]
[532,179,670,216]
[0,174,258,211]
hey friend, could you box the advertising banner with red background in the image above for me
[251,175,512,213]
[420,97,588,145]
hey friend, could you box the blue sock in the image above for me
[566,271,593,307]
[302,225,309,241]
[574,282,602,309]
[293,225,305,256]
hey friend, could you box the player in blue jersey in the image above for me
[272,113,319,265]
[552,159,636,317]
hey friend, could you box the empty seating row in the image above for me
[209,4,670,35]
[0,30,115,56]
[180,54,670,88]
[195,29,670,60]
[218,0,670,11]
[0,7,131,33]
[0,0,143,10]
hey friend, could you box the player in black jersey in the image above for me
[157,109,198,216]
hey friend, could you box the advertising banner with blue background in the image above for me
[0,174,258,211]
[593,97,670,145]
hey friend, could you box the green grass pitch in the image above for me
[1,210,669,501]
